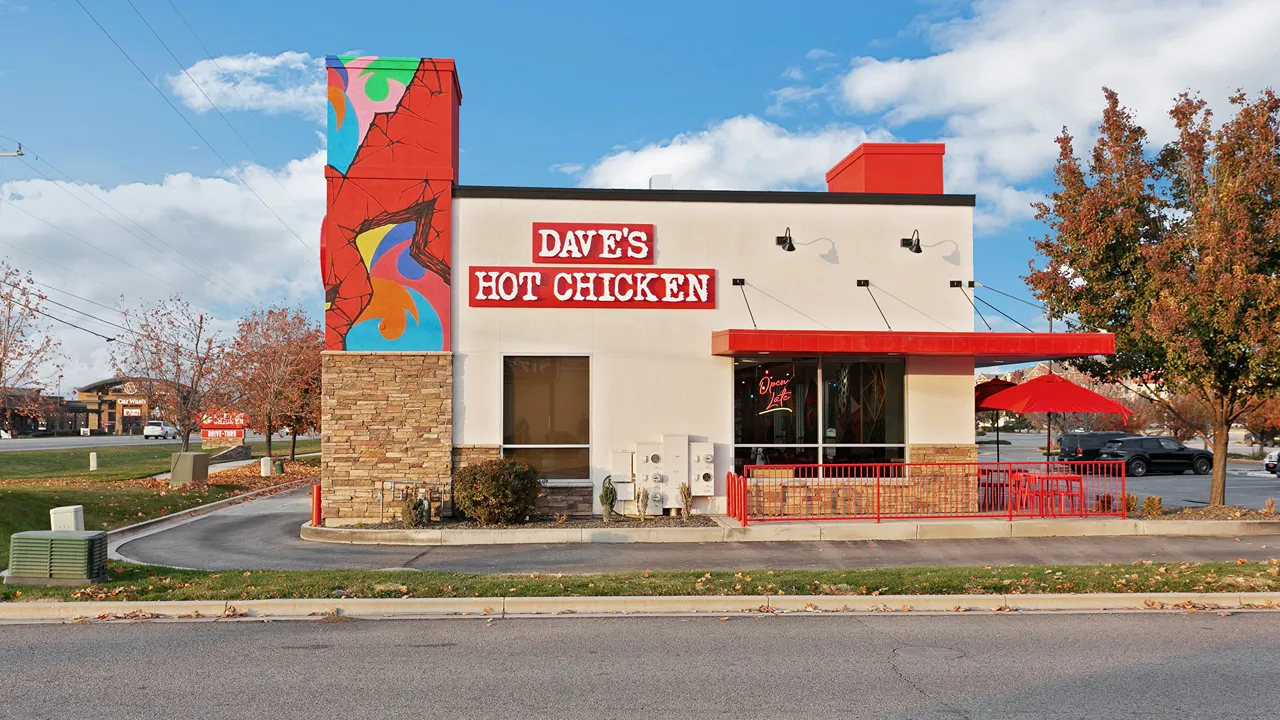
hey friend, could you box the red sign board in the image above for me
[199,411,249,430]
[469,267,716,309]
[201,428,245,440]
[532,223,655,264]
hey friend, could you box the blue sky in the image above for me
[1,0,1277,385]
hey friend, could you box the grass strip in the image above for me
[5,560,1280,603]
[0,439,321,482]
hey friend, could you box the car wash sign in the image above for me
[469,222,716,309]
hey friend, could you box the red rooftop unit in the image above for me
[825,142,946,195]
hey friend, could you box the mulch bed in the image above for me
[362,514,719,530]
[1143,505,1280,522]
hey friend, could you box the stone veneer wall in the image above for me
[321,352,452,526]
[535,486,595,517]
[451,445,499,473]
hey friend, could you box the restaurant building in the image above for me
[318,56,1113,525]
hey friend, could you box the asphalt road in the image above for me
[117,486,1280,572]
[0,433,317,452]
[4,613,1278,719]
[981,432,1280,509]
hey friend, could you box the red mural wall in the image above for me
[322,56,461,351]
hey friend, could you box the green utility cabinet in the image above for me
[5,530,108,585]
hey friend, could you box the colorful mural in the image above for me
[322,56,460,351]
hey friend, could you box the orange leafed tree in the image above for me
[227,304,322,458]
[1028,88,1280,505]
[111,295,227,452]
[0,261,62,435]
[1240,397,1280,455]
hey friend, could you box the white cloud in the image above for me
[0,152,323,386]
[550,162,584,175]
[579,116,890,191]
[841,0,1280,189]
[574,0,1280,231]
[166,51,326,120]
[782,66,805,82]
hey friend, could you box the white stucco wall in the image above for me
[451,193,975,510]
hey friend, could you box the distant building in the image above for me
[74,378,157,436]
[0,388,90,437]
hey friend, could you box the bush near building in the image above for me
[453,458,540,526]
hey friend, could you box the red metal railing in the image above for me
[725,461,1125,526]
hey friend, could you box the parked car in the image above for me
[1058,431,1133,463]
[142,420,176,440]
[1266,450,1278,474]
[1096,436,1214,477]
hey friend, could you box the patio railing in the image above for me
[725,461,1126,526]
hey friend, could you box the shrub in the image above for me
[1266,498,1276,515]
[400,493,428,528]
[1143,495,1163,516]
[1125,494,1139,513]
[638,488,650,522]
[679,482,693,520]
[1094,494,1113,513]
[600,478,617,522]
[454,458,540,526]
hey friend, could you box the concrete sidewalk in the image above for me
[1,591,1277,623]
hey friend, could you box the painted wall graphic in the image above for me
[322,56,461,351]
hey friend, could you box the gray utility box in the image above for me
[6,530,108,585]
[170,452,209,488]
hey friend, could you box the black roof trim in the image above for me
[453,185,977,207]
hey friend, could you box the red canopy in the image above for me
[975,379,1016,411]
[980,373,1133,418]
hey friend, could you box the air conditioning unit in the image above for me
[5,530,108,585]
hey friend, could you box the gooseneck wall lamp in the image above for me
[776,227,795,252]
[901,229,923,254]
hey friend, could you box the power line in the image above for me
[12,153,258,305]
[30,279,127,316]
[32,306,116,342]
[128,0,319,224]
[0,237,141,301]
[0,277,135,335]
[73,0,315,254]
[163,0,314,211]
[0,197,230,310]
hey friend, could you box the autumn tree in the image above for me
[0,261,63,436]
[227,304,322,458]
[1028,88,1280,505]
[112,295,226,452]
[1239,397,1280,455]
[1158,393,1214,446]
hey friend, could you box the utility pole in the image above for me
[0,143,22,157]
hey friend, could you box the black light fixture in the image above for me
[776,227,795,252]
[900,229,922,254]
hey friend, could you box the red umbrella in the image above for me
[975,379,1016,461]
[981,374,1133,461]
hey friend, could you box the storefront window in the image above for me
[733,357,905,473]
[502,356,590,481]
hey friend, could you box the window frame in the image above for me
[499,353,592,486]
[731,356,907,469]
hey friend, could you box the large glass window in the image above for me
[502,356,590,481]
[733,357,905,472]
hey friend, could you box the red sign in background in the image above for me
[199,411,249,430]
[531,223,655,265]
[469,266,716,309]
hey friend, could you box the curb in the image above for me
[299,517,1280,546]
[1,592,1276,622]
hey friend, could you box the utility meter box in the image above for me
[170,452,209,488]
[645,487,665,515]
[690,442,715,496]
[49,505,85,532]
[609,451,635,508]
[662,435,689,509]
[635,442,663,512]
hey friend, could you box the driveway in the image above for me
[117,486,1280,572]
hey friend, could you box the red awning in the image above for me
[711,330,1115,367]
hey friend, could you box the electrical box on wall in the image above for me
[662,435,689,509]
[609,451,635,509]
[690,442,714,496]
[634,442,664,513]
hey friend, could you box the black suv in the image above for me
[1096,436,1214,477]
[1058,431,1133,463]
